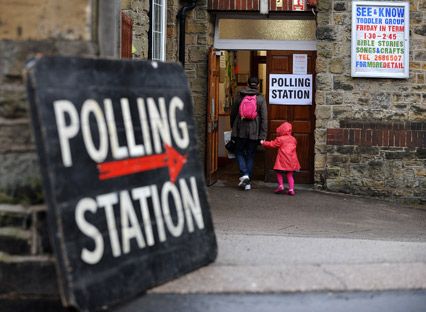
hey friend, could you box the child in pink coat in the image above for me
[260,122,301,195]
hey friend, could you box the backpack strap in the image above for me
[255,94,262,113]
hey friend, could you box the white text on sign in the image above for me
[52,96,205,265]
[54,96,189,167]
[75,176,204,264]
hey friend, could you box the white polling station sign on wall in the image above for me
[269,74,312,105]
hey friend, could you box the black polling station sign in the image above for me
[26,56,217,311]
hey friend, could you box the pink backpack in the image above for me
[239,95,257,120]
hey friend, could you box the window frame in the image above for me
[151,0,167,61]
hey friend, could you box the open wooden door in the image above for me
[121,12,132,58]
[205,48,220,185]
[265,51,316,184]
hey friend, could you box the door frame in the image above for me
[205,49,317,185]
[205,48,220,185]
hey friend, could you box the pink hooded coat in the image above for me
[262,122,301,171]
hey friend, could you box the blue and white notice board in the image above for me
[351,1,409,78]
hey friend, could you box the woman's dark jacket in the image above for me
[230,87,268,141]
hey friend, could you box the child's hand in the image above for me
[260,140,265,145]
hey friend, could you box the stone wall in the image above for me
[0,0,96,307]
[0,1,211,306]
[0,0,92,41]
[121,0,150,59]
[314,0,426,203]
[182,0,211,165]
[0,1,97,203]
[121,0,181,61]
[166,0,179,62]
[126,0,210,163]
[0,40,97,204]
[0,0,194,200]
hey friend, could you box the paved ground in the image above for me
[114,179,426,311]
[8,176,426,312]
[18,169,422,311]
[118,291,426,312]
[146,181,426,295]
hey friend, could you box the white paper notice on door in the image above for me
[293,54,308,74]
[269,74,313,105]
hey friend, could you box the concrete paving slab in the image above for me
[149,263,426,294]
[216,234,426,265]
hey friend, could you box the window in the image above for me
[152,0,166,61]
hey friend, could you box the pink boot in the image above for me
[274,185,284,194]
[275,173,284,194]
[287,189,295,196]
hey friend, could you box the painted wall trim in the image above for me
[213,15,317,50]
[214,38,317,50]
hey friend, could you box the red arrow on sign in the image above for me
[97,145,187,183]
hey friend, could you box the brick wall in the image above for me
[208,0,259,11]
[208,0,315,11]
[327,121,426,148]
[315,1,426,203]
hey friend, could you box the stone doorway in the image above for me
[211,49,316,186]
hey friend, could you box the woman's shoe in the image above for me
[238,175,250,188]
[274,185,284,194]
[287,189,295,196]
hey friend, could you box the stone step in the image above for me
[0,204,29,228]
[0,204,52,255]
[0,227,31,255]
[0,254,59,298]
